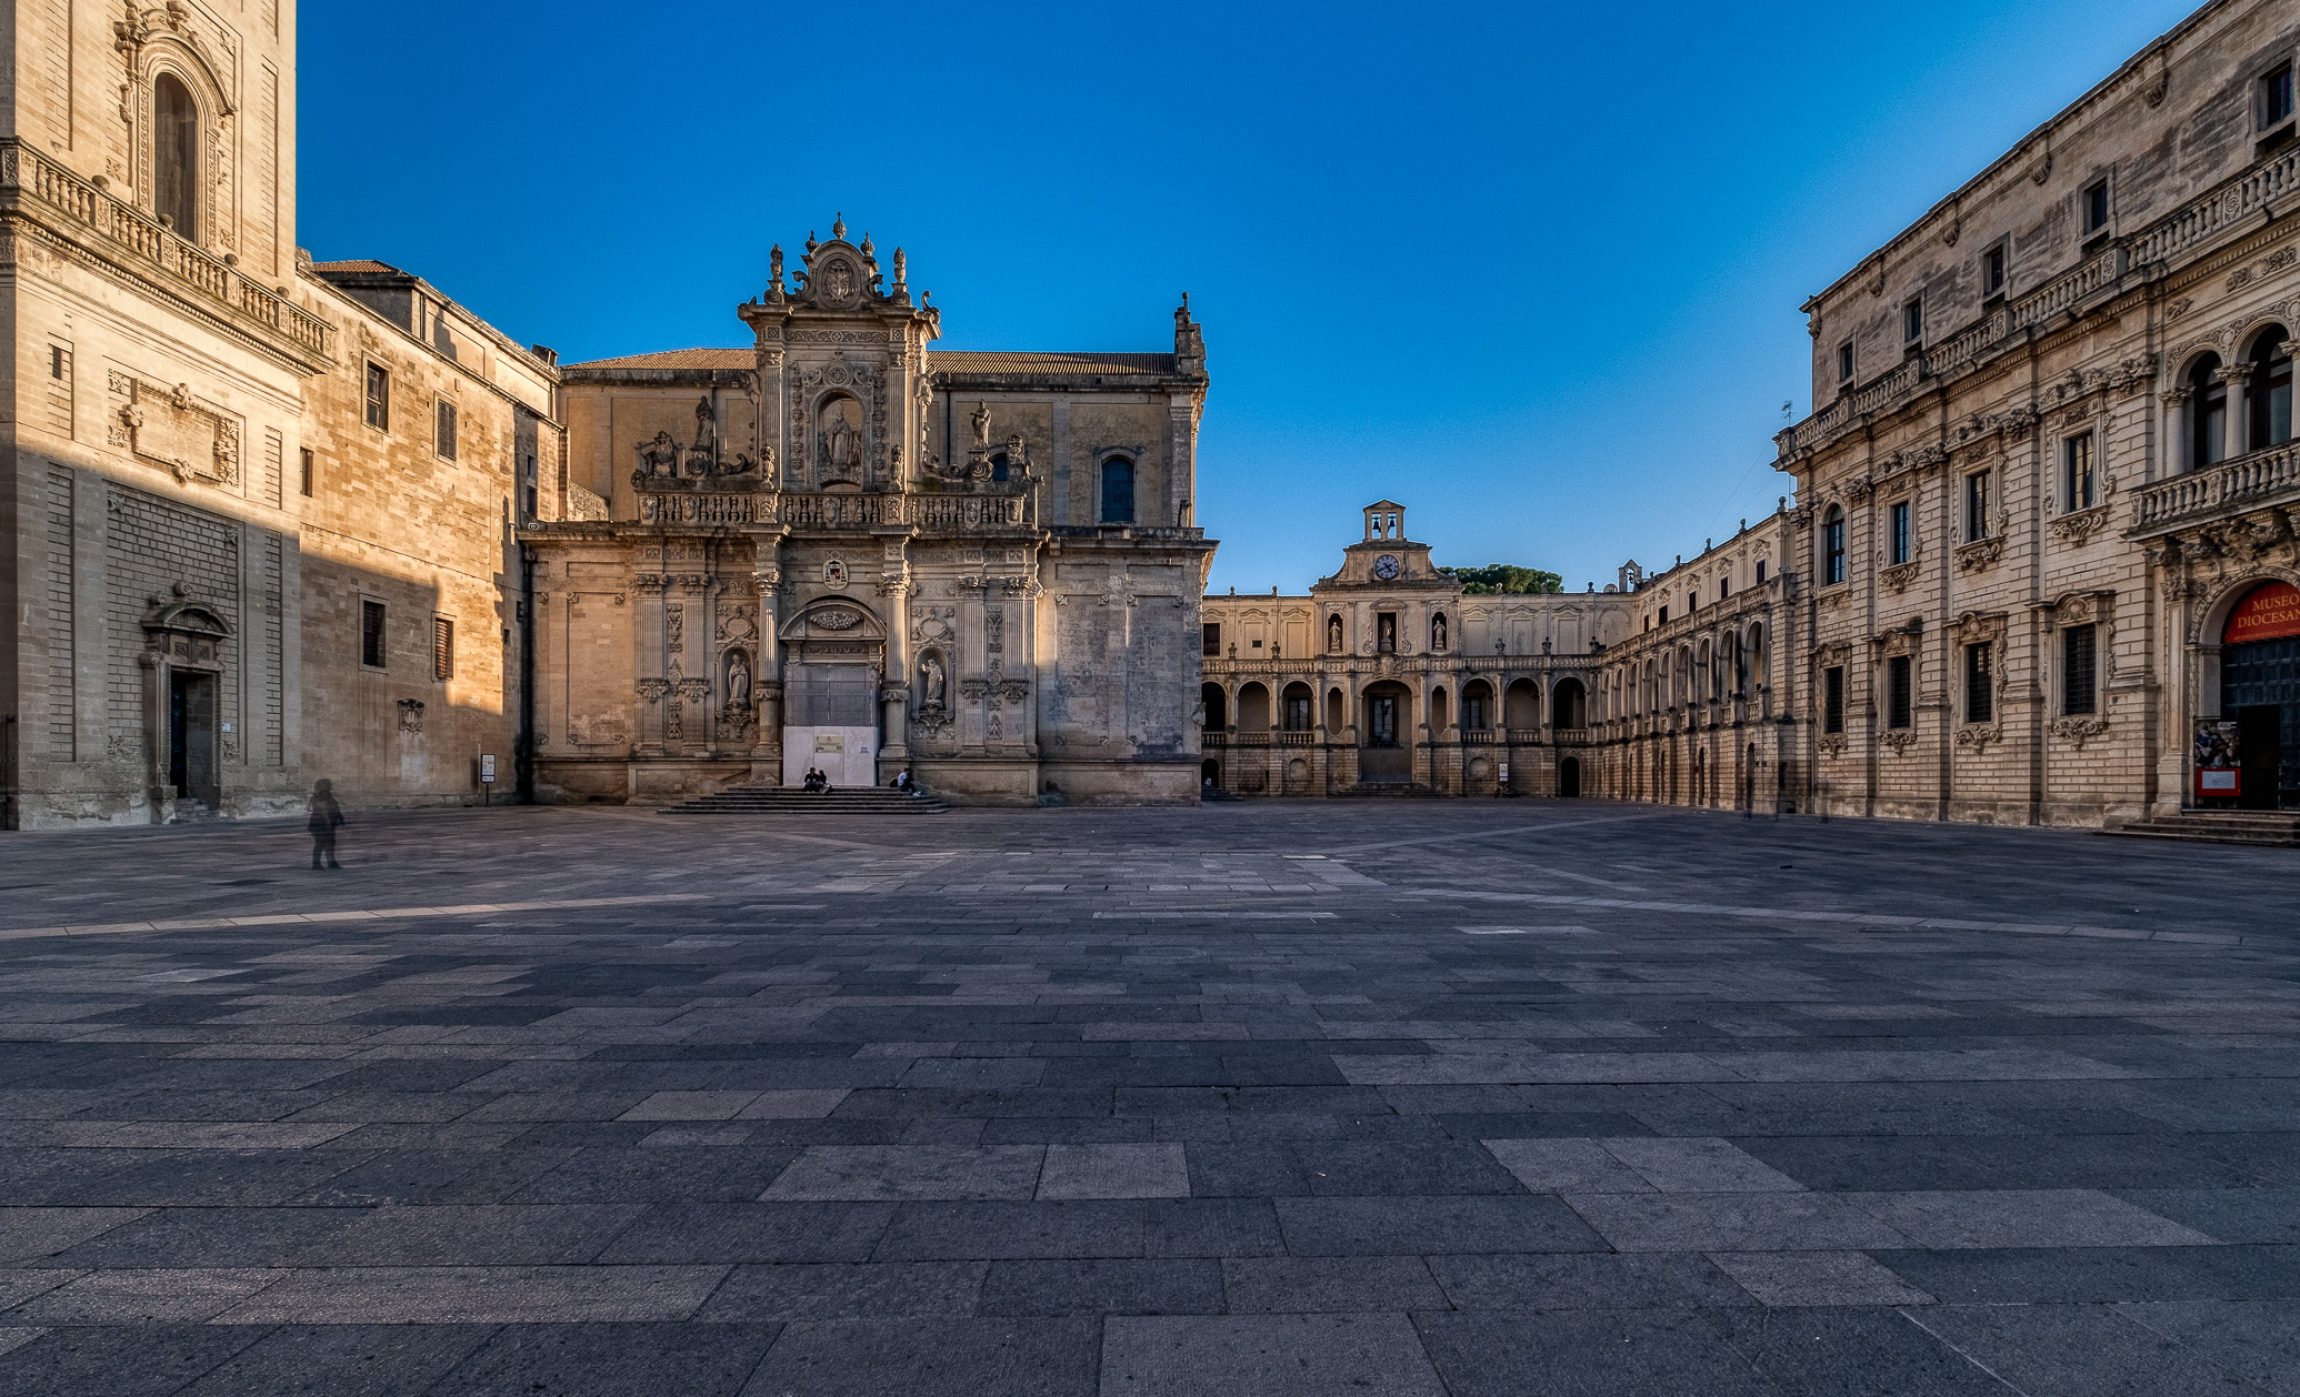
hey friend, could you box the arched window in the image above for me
[1747,623,1765,692]
[1823,506,1846,585]
[1099,456,1135,523]
[2248,327,2293,451]
[1430,612,1448,653]
[1200,683,1227,731]
[154,72,200,241]
[1281,682,1314,731]
[1462,681,1492,731]
[1326,615,1344,653]
[2190,354,2227,469]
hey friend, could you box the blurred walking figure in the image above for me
[308,780,344,870]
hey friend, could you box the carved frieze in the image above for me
[1880,559,1922,593]
[1955,723,2002,753]
[2049,716,2109,748]
[1880,727,1919,754]
[1954,536,2004,573]
[107,372,239,488]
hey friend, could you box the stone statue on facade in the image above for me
[919,652,947,707]
[971,403,992,447]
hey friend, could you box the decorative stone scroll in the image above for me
[108,372,240,488]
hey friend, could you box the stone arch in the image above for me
[1280,681,1315,731]
[1461,678,1494,730]
[1236,681,1271,732]
[2190,569,2300,649]
[1201,681,1228,731]
[1552,677,1587,728]
[1502,677,1540,729]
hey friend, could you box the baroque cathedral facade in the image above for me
[522,227,1214,806]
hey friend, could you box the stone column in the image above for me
[751,540,784,779]
[877,530,913,769]
[634,573,670,755]
[2216,362,2254,462]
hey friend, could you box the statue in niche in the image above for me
[825,415,857,473]
[919,651,947,708]
[971,403,992,447]
[725,651,752,711]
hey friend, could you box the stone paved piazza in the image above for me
[0,802,2292,1395]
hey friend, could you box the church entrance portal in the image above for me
[782,663,878,788]
[168,670,220,812]
[2222,635,2300,809]
[1359,683,1413,782]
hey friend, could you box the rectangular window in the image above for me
[1888,500,1911,565]
[1202,623,1221,658]
[1982,243,2008,302]
[2082,178,2110,235]
[364,363,390,431]
[435,399,458,460]
[1658,605,1669,625]
[1718,576,1730,600]
[1964,470,1990,542]
[1284,695,1312,731]
[49,345,67,379]
[1836,340,1855,384]
[2064,432,2096,511]
[1376,612,1397,653]
[299,447,315,497]
[1965,642,1994,723]
[433,617,455,681]
[1903,297,1924,346]
[1755,559,1767,584]
[360,600,387,669]
[2263,63,2295,129]
[524,484,539,516]
[1886,654,1913,730]
[1824,666,1845,734]
[2062,623,2098,716]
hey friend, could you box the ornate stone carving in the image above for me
[1817,733,1846,758]
[810,606,862,631]
[396,698,425,734]
[1880,559,1922,593]
[1881,727,1919,754]
[1956,722,2002,753]
[2049,716,2109,748]
[107,371,239,487]
[1955,536,2004,573]
[2047,504,2113,545]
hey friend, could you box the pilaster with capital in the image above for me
[751,541,786,765]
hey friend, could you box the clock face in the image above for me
[1373,554,1401,580]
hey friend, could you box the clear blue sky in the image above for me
[301,0,2196,593]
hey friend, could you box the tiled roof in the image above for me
[564,348,1180,375]
[308,259,405,275]
[565,347,754,371]
[934,351,1177,376]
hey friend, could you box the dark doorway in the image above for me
[1360,685,1412,782]
[2223,632,2300,808]
[168,670,219,811]
[2236,706,2282,810]
[1368,695,1398,746]
[1201,758,1220,789]
[1558,756,1581,798]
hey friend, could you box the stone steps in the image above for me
[1336,781,1442,798]
[661,785,950,815]
[2103,811,2300,847]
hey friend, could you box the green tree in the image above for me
[1437,564,1564,595]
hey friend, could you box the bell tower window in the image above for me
[1100,457,1135,523]
[154,73,201,242]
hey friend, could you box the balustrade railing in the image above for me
[1,139,332,359]
[2130,443,2300,532]
[1775,144,2300,461]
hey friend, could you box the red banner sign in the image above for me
[2224,581,2300,645]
